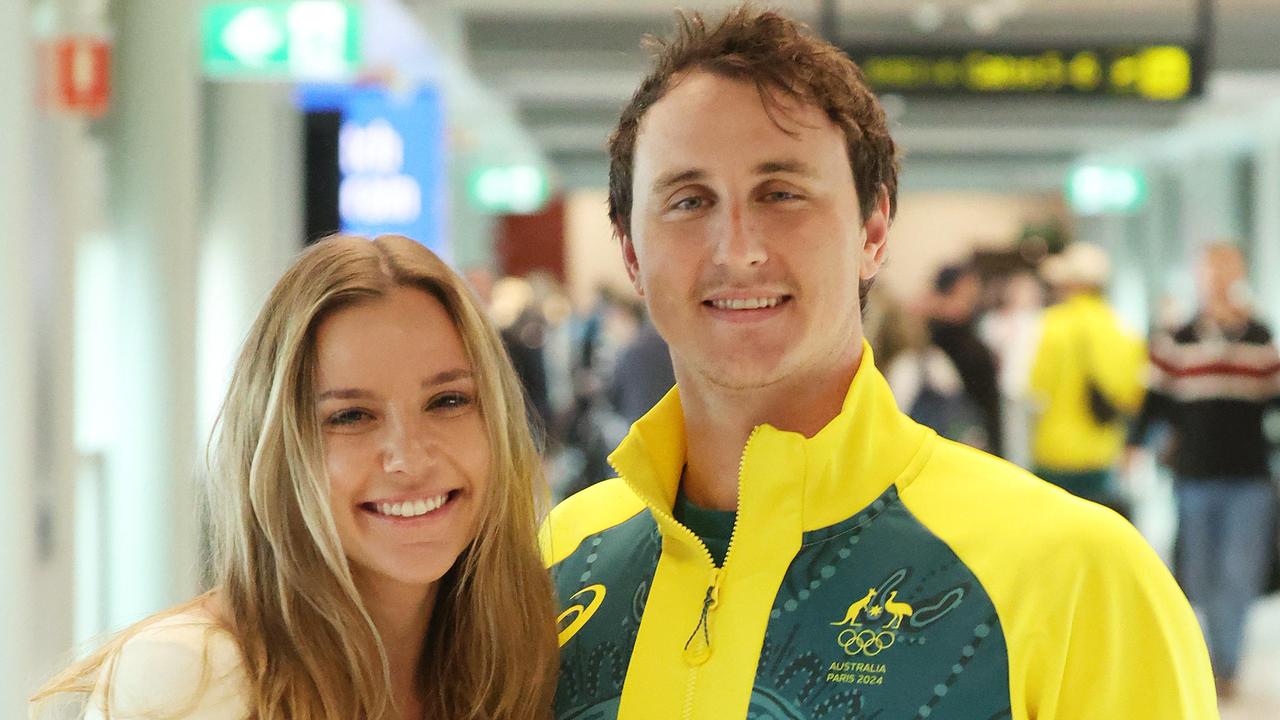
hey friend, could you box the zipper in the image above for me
[678,425,758,664]
[612,425,763,717]
[719,425,759,569]
[682,567,722,663]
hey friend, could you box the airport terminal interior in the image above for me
[3,0,1280,717]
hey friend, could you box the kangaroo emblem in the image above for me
[883,591,914,630]
[830,587,878,626]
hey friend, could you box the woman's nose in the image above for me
[380,416,436,477]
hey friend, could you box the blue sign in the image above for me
[321,87,448,258]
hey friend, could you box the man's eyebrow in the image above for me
[651,168,706,194]
[755,159,818,178]
[316,369,473,401]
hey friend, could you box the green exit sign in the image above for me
[1067,165,1148,215]
[468,165,551,215]
[202,1,360,80]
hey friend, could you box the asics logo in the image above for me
[557,584,606,647]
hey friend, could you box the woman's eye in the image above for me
[326,409,371,426]
[428,392,473,412]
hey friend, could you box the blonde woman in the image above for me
[33,235,559,719]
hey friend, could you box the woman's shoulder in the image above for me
[88,608,250,720]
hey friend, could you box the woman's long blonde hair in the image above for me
[33,235,558,719]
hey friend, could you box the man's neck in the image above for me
[677,345,862,512]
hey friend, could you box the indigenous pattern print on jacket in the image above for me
[553,487,1010,719]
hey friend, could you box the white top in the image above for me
[884,346,966,411]
[86,611,250,720]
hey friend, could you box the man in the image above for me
[1029,242,1146,506]
[1127,242,1280,698]
[927,263,1002,455]
[542,7,1215,718]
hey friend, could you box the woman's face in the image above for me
[313,286,490,593]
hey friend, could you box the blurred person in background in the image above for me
[542,6,1214,718]
[881,290,989,449]
[927,263,1003,456]
[1126,241,1280,698]
[527,271,577,441]
[491,275,554,441]
[32,236,557,720]
[606,301,676,425]
[979,271,1047,468]
[1028,242,1146,508]
[556,285,637,500]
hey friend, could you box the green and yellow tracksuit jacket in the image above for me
[542,345,1216,719]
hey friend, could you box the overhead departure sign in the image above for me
[846,44,1201,101]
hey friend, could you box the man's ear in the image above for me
[616,221,645,297]
[859,187,891,281]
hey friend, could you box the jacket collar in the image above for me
[608,341,933,535]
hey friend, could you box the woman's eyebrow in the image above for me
[317,387,373,401]
[422,368,473,388]
[316,370,472,401]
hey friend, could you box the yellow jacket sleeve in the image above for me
[904,444,1219,719]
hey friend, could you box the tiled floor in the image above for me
[1220,595,1280,719]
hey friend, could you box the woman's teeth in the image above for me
[374,494,449,518]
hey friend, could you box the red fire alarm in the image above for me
[48,36,112,118]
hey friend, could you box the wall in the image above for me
[496,195,567,281]
[565,189,637,309]
[878,191,1069,302]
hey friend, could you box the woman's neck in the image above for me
[357,575,439,719]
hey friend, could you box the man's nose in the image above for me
[711,203,768,269]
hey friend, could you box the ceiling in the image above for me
[434,0,1280,192]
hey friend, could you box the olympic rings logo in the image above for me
[837,628,896,656]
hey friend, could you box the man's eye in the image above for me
[672,196,704,211]
[326,409,371,426]
[764,190,800,202]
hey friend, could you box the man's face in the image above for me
[1197,246,1245,308]
[621,71,889,392]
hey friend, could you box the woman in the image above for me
[32,235,559,719]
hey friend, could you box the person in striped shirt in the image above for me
[1128,241,1280,698]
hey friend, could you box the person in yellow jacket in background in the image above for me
[543,6,1216,719]
[1030,242,1147,506]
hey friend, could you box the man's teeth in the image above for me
[710,297,781,310]
[375,494,449,518]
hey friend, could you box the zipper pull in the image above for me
[682,568,723,666]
